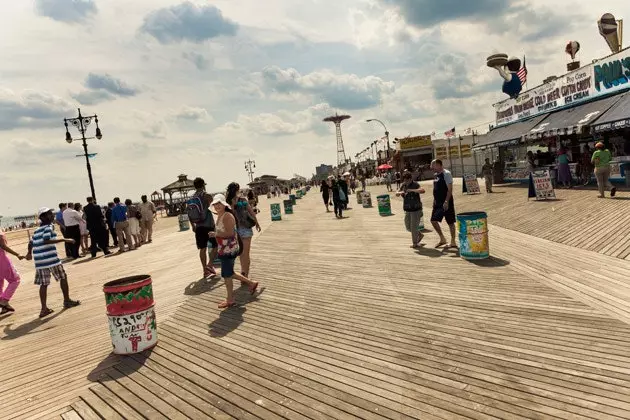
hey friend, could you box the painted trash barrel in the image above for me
[178,214,190,231]
[283,199,293,214]
[103,275,157,355]
[296,190,303,199]
[271,203,282,221]
[289,194,297,205]
[356,191,363,204]
[456,212,489,260]
[377,194,392,216]
[362,192,372,208]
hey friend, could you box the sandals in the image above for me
[249,282,259,296]
[63,300,81,309]
[218,300,236,309]
[39,308,54,318]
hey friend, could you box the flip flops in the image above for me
[63,300,81,309]
[39,308,54,318]
[218,300,236,309]
[249,282,259,296]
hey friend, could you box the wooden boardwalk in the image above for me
[5,186,627,419]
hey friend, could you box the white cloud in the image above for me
[173,106,211,122]
[0,88,73,130]
[35,0,97,23]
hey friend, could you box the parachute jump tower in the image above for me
[323,113,351,167]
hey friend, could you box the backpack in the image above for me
[186,194,206,224]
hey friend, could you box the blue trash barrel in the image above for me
[456,212,489,260]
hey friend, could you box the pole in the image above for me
[458,136,465,177]
[77,108,97,201]
[385,130,390,160]
[448,137,453,173]
[473,131,479,176]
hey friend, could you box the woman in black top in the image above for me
[331,178,344,219]
[320,179,331,212]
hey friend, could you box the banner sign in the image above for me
[399,135,432,150]
[460,144,472,157]
[528,170,556,200]
[495,49,630,127]
[463,174,480,194]
[435,146,447,159]
[448,145,460,158]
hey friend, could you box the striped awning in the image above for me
[591,92,630,133]
[523,94,622,141]
[473,114,549,151]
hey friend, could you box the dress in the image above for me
[78,212,88,236]
[557,154,572,184]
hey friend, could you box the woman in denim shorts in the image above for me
[226,182,261,280]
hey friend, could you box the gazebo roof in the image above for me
[161,174,196,193]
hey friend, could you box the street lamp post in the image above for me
[366,119,390,160]
[64,108,102,201]
[244,159,256,183]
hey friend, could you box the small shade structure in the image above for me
[161,174,197,216]
[377,164,393,171]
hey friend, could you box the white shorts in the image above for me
[129,218,140,235]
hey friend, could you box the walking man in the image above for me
[430,159,457,248]
[105,202,118,248]
[139,195,156,243]
[26,207,80,318]
[188,177,218,278]
[62,202,82,259]
[55,203,71,258]
[482,158,494,193]
[112,197,134,252]
[84,197,110,257]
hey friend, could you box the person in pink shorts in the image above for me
[0,229,25,314]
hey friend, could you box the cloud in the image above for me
[140,1,238,44]
[0,88,73,131]
[381,0,507,28]
[173,106,211,122]
[226,103,332,136]
[259,66,395,110]
[85,73,140,97]
[182,52,211,70]
[430,53,496,100]
[142,120,167,139]
[72,73,140,105]
[34,0,97,23]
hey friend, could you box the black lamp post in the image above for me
[64,108,102,201]
[244,159,256,183]
[366,119,390,159]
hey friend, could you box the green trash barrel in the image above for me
[356,192,363,204]
[283,200,293,214]
[456,211,489,260]
[270,203,282,221]
[289,194,296,205]
[377,194,392,216]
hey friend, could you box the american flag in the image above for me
[444,127,455,138]
[517,56,528,85]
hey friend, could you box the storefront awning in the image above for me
[590,92,630,133]
[473,114,549,151]
[523,94,622,141]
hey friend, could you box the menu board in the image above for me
[463,174,480,194]
[529,170,556,200]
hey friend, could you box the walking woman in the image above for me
[331,177,344,219]
[320,179,331,212]
[557,148,572,188]
[226,182,261,280]
[0,229,24,314]
[74,203,89,256]
[210,194,258,309]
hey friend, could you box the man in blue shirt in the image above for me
[55,203,71,259]
[112,197,134,252]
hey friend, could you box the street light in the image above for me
[366,119,390,159]
[244,159,256,183]
[64,108,102,201]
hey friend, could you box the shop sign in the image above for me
[463,174,480,194]
[399,135,432,150]
[460,144,472,157]
[449,145,460,158]
[529,170,556,200]
[435,146,447,159]
[494,49,630,127]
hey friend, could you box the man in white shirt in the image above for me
[62,202,83,259]
[139,195,157,243]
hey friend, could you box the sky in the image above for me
[0,0,626,215]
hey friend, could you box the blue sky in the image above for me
[0,0,625,214]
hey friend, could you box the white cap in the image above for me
[210,194,230,209]
[38,207,52,217]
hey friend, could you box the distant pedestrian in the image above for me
[187,177,218,279]
[210,194,258,309]
[74,203,89,255]
[63,202,83,259]
[592,142,616,198]
[557,148,572,188]
[0,228,25,314]
[84,197,110,258]
[395,171,402,189]
[580,144,593,185]
[112,197,134,252]
[55,203,71,258]
[331,177,345,219]
[139,195,156,243]
[430,159,457,248]
[125,199,142,249]
[385,171,393,192]
[320,179,331,212]
[105,202,118,247]
[397,172,425,248]
[26,207,80,318]
[482,158,494,193]
[339,174,350,210]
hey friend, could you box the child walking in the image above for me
[0,229,25,314]
[26,207,81,318]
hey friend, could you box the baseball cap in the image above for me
[38,207,52,216]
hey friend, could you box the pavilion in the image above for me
[161,174,196,216]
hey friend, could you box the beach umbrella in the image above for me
[377,164,393,171]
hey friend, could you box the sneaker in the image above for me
[63,300,81,309]
[611,187,617,197]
